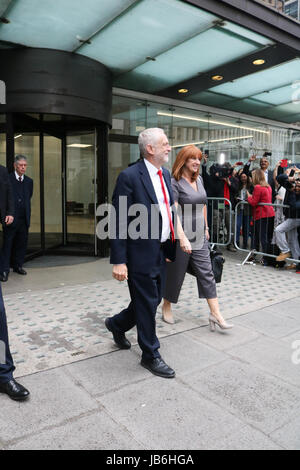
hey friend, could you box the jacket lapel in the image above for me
[138,159,159,205]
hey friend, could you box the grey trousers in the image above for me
[274,218,300,261]
[164,238,217,303]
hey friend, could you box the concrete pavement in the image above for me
[0,253,299,450]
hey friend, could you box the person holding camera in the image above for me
[244,153,275,201]
[202,159,238,251]
[274,168,300,269]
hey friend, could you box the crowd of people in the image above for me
[201,152,300,271]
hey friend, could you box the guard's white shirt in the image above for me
[144,158,171,242]
[15,171,24,182]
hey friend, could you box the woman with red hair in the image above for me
[162,145,233,331]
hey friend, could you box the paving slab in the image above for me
[183,324,261,352]
[0,368,99,443]
[65,349,150,397]
[227,336,300,389]
[181,357,300,435]
[97,377,249,450]
[270,413,300,451]
[232,308,299,340]
[5,411,143,450]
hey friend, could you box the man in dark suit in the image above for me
[1,155,33,281]
[0,164,30,400]
[105,128,177,378]
[0,164,14,281]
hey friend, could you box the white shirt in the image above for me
[144,158,171,242]
[263,169,269,183]
[15,171,24,182]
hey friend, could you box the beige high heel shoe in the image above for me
[209,314,234,332]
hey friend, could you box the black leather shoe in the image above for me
[141,357,175,378]
[0,379,30,401]
[0,271,9,282]
[13,267,27,275]
[105,318,131,349]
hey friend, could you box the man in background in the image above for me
[1,155,33,281]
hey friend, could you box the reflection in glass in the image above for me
[66,132,96,253]
[108,142,140,202]
[44,135,63,249]
[111,95,147,136]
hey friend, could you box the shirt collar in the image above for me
[144,158,161,177]
[15,171,23,182]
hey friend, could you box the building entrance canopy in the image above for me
[0,0,299,125]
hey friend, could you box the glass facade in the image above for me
[108,93,300,200]
[66,132,96,251]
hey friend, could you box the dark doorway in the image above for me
[0,112,108,259]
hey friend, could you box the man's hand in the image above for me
[249,155,256,163]
[112,264,128,282]
[5,215,14,225]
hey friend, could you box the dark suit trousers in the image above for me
[2,217,29,271]
[0,284,15,383]
[110,250,166,361]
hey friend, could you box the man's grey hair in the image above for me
[138,128,165,157]
[14,154,27,163]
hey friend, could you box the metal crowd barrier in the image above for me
[206,197,232,247]
[206,197,299,265]
[233,201,300,265]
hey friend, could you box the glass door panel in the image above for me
[14,132,41,254]
[66,132,96,253]
[44,135,63,249]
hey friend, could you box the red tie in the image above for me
[157,169,175,242]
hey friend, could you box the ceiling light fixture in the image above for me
[211,75,224,81]
[157,111,269,135]
[253,59,265,66]
[178,88,188,94]
[171,135,253,149]
[14,134,22,140]
[67,144,93,148]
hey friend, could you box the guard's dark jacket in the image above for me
[0,165,14,224]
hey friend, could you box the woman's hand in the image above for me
[180,237,192,254]
[205,227,210,241]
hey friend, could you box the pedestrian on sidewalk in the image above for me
[161,145,233,331]
[105,128,177,379]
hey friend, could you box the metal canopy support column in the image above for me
[5,112,14,172]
